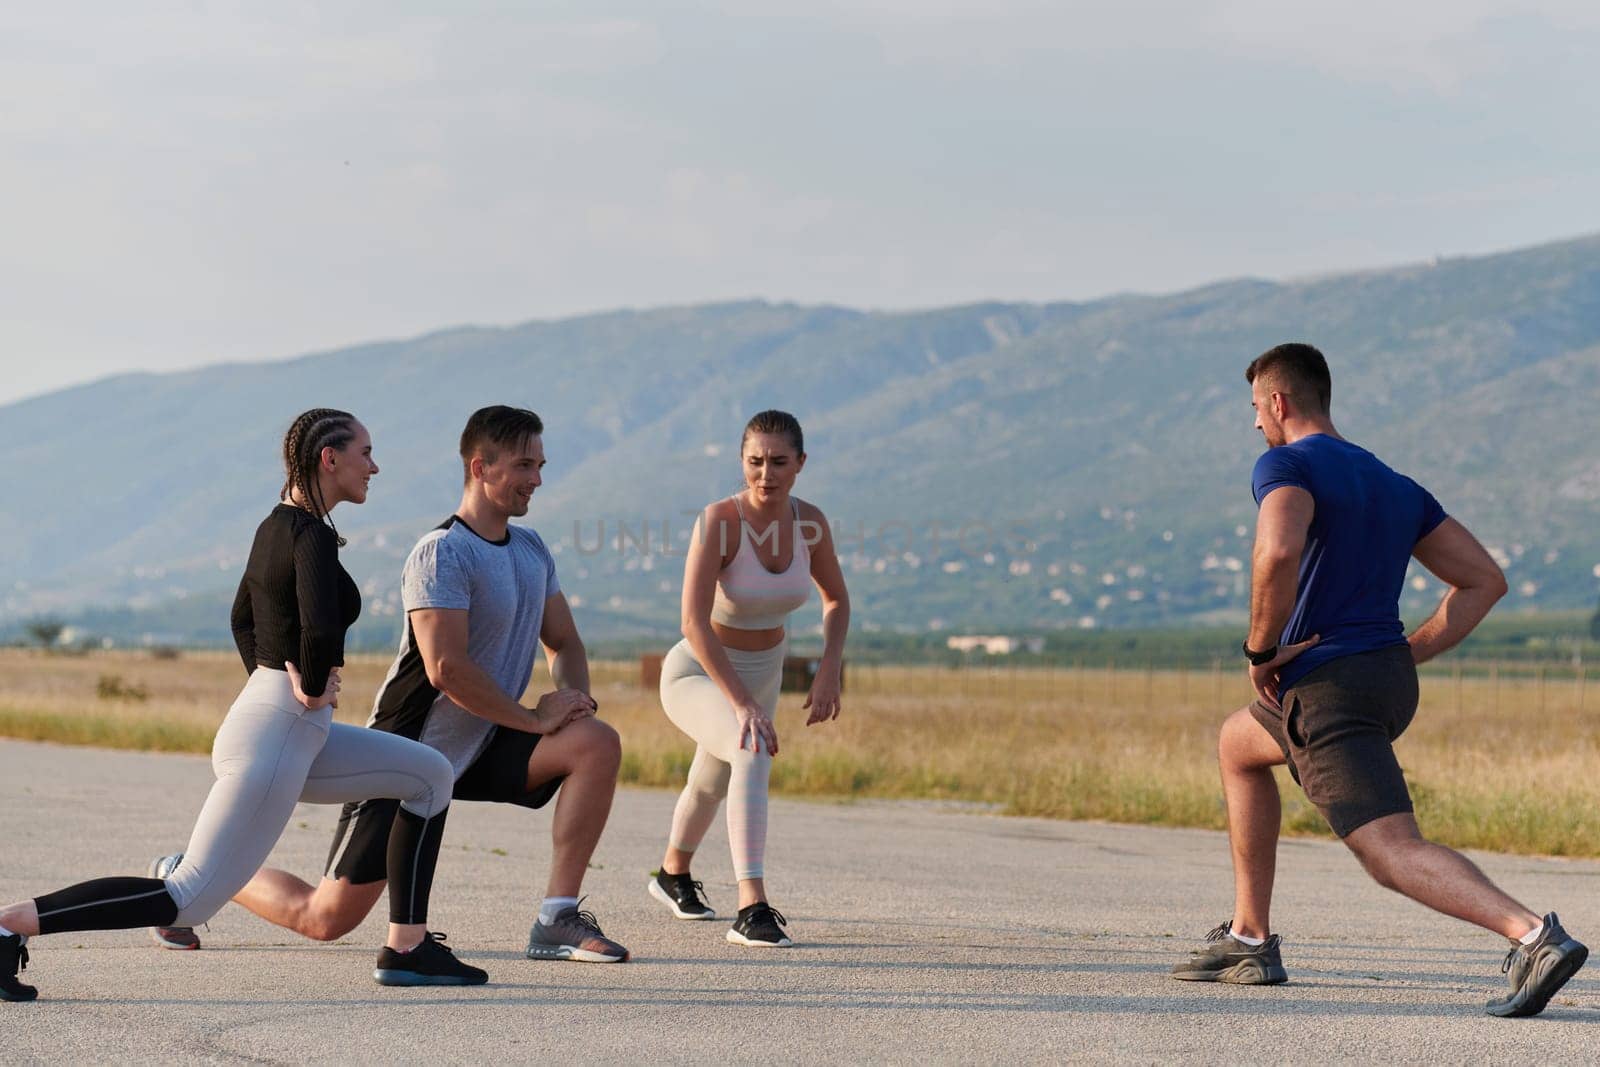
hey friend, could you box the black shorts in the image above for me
[1249,644,1419,838]
[324,727,564,885]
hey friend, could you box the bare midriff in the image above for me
[711,620,787,653]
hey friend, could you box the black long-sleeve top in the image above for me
[230,504,361,698]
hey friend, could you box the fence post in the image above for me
[1452,662,1462,715]
[1490,660,1500,714]
[1106,659,1116,705]
[1536,665,1546,715]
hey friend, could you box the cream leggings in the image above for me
[32,667,454,935]
[660,638,785,880]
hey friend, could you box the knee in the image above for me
[684,768,730,803]
[301,910,360,942]
[585,718,622,771]
[558,716,621,780]
[1345,834,1403,890]
[415,748,455,815]
[1351,847,1399,890]
[727,746,773,779]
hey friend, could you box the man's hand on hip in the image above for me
[1248,635,1320,711]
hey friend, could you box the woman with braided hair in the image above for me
[0,409,486,1002]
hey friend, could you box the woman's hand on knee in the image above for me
[736,702,779,756]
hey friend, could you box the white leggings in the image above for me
[165,667,454,926]
[660,638,785,881]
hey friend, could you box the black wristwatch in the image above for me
[1242,640,1278,666]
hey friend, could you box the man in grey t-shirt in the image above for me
[171,406,630,964]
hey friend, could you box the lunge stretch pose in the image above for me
[1170,344,1587,1017]
[650,410,850,947]
[0,409,485,1003]
[153,406,629,964]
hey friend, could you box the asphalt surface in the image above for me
[3,739,1598,1064]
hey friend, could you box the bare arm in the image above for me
[1407,518,1508,665]
[539,592,592,698]
[801,502,849,725]
[679,503,782,753]
[680,506,758,711]
[411,607,594,735]
[1246,486,1319,709]
[1247,486,1314,651]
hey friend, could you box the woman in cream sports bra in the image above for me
[647,410,851,947]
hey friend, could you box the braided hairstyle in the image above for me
[281,408,358,546]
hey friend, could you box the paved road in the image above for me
[2,739,1598,1063]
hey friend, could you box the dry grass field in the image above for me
[2,648,1597,857]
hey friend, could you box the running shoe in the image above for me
[726,902,792,947]
[526,900,630,963]
[373,932,488,987]
[1170,921,1288,984]
[648,869,717,920]
[0,933,36,1003]
[1485,913,1588,1018]
[147,853,201,950]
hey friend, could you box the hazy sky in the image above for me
[4,0,1600,405]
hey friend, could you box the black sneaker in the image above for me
[1,933,37,1003]
[726,902,792,947]
[1170,921,1288,985]
[1485,913,1588,1018]
[373,932,489,987]
[649,869,716,920]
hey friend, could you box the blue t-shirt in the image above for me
[1251,435,1446,691]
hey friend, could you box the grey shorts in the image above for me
[1249,644,1419,838]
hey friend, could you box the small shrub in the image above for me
[148,646,181,661]
[96,674,149,702]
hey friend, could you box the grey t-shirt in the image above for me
[367,515,560,775]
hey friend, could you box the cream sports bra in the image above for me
[709,496,812,630]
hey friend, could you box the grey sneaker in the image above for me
[526,900,629,963]
[649,869,716,920]
[1485,913,1588,1018]
[148,853,201,950]
[1171,921,1288,984]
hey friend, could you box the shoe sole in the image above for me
[1171,959,1288,985]
[373,969,488,987]
[648,878,717,921]
[149,928,201,951]
[1486,942,1589,1018]
[525,943,628,963]
[726,929,793,948]
[146,856,201,951]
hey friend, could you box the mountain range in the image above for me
[4,233,1600,647]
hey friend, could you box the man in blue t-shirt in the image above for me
[1170,343,1586,1018]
